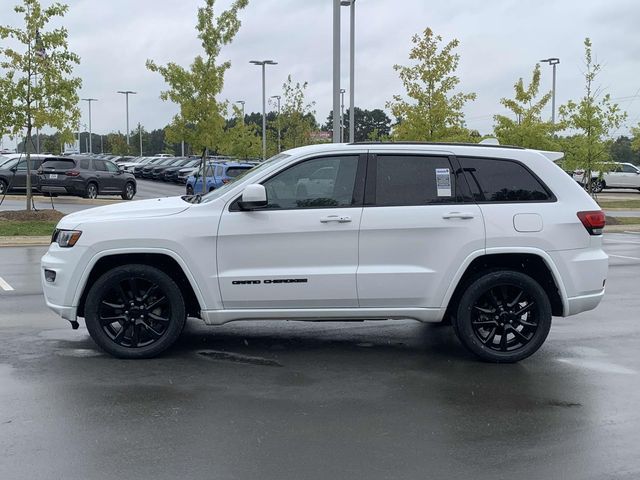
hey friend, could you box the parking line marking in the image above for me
[609,254,640,261]
[0,277,14,291]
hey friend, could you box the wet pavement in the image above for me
[0,234,639,479]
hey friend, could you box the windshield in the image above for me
[0,158,20,170]
[198,153,290,203]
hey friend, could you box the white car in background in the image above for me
[573,162,640,193]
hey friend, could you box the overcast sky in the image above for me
[1,0,640,148]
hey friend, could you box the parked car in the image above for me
[185,162,254,194]
[38,157,136,200]
[42,142,608,362]
[151,157,190,180]
[119,157,148,173]
[176,161,207,184]
[141,157,176,178]
[0,155,53,195]
[573,162,640,193]
[133,157,163,177]
[163,159,200,182]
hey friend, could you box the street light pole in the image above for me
[81,98,97,153]
[540,58,560,124]
[340,89,346,142]
[270,95,281,153]
[250,60,277,160]
[117,90,137,146]
[342,0,356,142]
[332,0,341,143]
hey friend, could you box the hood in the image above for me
[58,196,191,229]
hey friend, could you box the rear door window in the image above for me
[79,159,90,170]
[104,161,119,173]
[458,157,553,202]
[368,155,459,206]
[226,167,252,178]
[94,160,108,171]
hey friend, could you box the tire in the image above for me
[84,264,186,359]
[186,185,194,195]
[0,179,7,195]
[453,270,552,363]
[591,179,604,193]
[121,182,136,200]
[85,182,98,199]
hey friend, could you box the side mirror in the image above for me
[238,184,267,210]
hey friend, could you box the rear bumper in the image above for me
[566,289,605,316]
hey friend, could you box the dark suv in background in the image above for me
[0,155,52,195]
[38,157,137,200]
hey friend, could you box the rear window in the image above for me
[41,159,76,170]
[458,157,553,202]
[226,166,252,178]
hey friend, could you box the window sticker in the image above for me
[436,168,452,197]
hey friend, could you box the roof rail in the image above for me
[348,141,525,150]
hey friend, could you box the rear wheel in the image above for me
[591,179,604,193]
[121,182,135,200]
[85,182,98,199]
[84,264,186,359]
[453,270,552,363]
[0,179,7,195]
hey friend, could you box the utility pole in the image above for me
[117,91,137,146]
[332,0,341,143]
[341,0,356,142]
[340,88,346,142]
[250,60,278,160]
[270,95,281,152]
[540,58,560,124]
[81,98,97,153]
[138,122,142,156]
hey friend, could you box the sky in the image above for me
[1,0,640,149]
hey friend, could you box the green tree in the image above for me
[324,107,392,142]
[222,106,261,158]
[146,0,248,193]
[0,0,81,209]
[386,28,476,142]
[631,123,640,156]
[106,132,129,155]
[274,75,317,151]
[609,136,636,165]
[559,38,627,194]
[493,64,559,149]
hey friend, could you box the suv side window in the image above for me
[262,155,359,210]
[104,161,119,173]
[622,164,638,173]
[369,155,458,206]
[79,159,90,170]
[458,156,552,202]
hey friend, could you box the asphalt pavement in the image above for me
[0,234,639,479]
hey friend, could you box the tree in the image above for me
[386,28,476,142]
[559,38,627,194]
[324,107,392,142]
[609,136,636,165]
[493,64,559,149]
[106,132,129,155]
[631,123,640,157]
[275,75,317,151]
[222,106,261,158]
[0,0,81,210]
[146,0,248,193]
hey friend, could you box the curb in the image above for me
[0,236,51,247]
[1,194,120,205]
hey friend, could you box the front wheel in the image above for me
[84,264,186,359]
[453,270,552,363]
[591,179,604,193]
[0,179,7,195]
[121,182,136,200]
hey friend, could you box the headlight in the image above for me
[51,229,82,248]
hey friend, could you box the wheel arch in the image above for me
[443,251,566,321]
[76,250,204,319]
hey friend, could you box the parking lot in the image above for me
[0,231,639,480]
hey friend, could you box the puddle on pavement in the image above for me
[38,329,89,342]
[55,348,103,358]
[197,350,283,367]
[557,358,636,375]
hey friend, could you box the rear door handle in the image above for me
[442,212,475,220]
[320,215,352,223]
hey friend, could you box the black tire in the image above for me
[84,264,186,359]
[591,179,604,193]
[121,182,136,200]
[0,179,7,195]
[186,185,194,195]
[453,270,552,363]
[85,182,98,199]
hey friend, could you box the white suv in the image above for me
[41,143,608,362]
[573,162,640,193]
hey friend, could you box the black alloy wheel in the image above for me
[454,270,552,363]
[0,179,7,195]
[85,182,98,199]
[121,182,135,200]
[85,265,186,358]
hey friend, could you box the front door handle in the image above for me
[442,212,475,220]
[320,215,352,223]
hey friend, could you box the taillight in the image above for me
[577,210,606,235]
[65,170,80,177]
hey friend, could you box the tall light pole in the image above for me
[117,90,137,146]
[250,60,277,160]
[540,58,560,124]
[341,0,356,142]
[340,89,346,142]
[81,98,97,154]
[271,95,281,153]
[235,100,246,122]
[332,0,341,143]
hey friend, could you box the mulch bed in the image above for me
[0,209,66,222]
